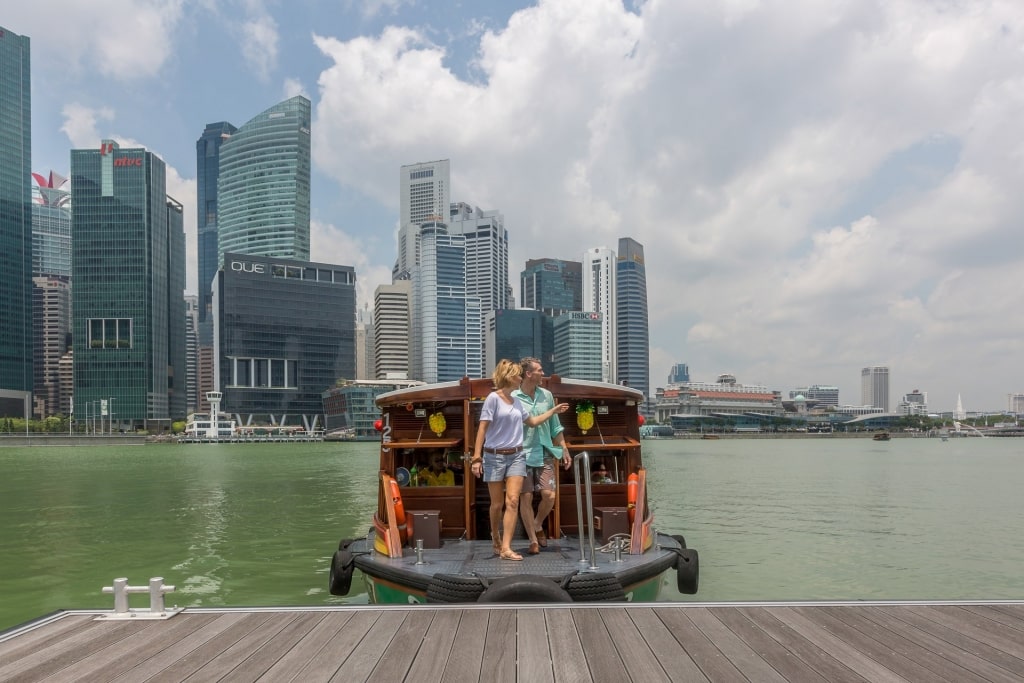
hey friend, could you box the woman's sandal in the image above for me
[499,549,523,561]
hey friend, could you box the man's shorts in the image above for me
[483,449,526,482]
[523,458,556,492]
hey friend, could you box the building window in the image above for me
[229,357,297,389]
[88,318,132,349]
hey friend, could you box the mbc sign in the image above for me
[230,261,265,274]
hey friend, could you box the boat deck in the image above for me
[3,601,1022,682]
[352,534,678,583]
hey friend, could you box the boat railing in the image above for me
[572,450,599,570]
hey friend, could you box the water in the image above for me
[1,437,1021,631]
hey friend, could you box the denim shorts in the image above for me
[523,459,556,492]
[483,449,526,482]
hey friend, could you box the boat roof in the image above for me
[375,375,644,407]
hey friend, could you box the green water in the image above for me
[2,437,1022,631]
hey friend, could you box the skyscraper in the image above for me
[412,221,482,382]
[0,26,32,419]
[31,171,71,278]
[195,121,236,323]
[520,258,582,316]
[861,366,890,412]
[70,140,187,430]
[374,280,412,379]
[394,159,450,281]
[667,363,690,384]
[582,246,616,384]
[216,96,311,265]
[616,237,649,402]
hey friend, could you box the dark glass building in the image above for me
[195,121,236,326]
[616,237,649,405]
[70,141,187,430]
[0,26,32,418]
[214,252,355,430]
[487,309,547,370]
[520,258,582,316]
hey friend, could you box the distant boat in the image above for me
[873,432,891,441]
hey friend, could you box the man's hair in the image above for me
[519,357,541,375]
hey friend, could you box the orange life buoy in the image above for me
[626,472,639,525]
[388,477,408,538]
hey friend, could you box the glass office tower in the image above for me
[71,141,187,431]
[0,26,33,418]
[196,121,236,324]
[616,237,649,404]
[217,96,311,265]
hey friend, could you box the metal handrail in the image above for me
[572,450,598,570]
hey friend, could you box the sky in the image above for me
[8,0,1024,413]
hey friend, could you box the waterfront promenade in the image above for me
[2,601,1023,681]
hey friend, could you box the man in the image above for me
[513,357,570,555]
[422,452,455,486]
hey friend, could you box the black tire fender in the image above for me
[477,574,573,603]
[675,548,699,595]
[563,572,626,602]
[329,549,354,596]
[670,534,687,550]
[426,574,487,603]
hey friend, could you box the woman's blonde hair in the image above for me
[492,359,522,389]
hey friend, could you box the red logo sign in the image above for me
[113,157,142,167]
[100,143,114,155]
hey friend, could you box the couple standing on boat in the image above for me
[470,358,570,561]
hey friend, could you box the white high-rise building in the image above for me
[395,160,450,281]
[861,366,890,412]
[583,246,617,384]
[374,281,412,380]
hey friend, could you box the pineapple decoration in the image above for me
[428,411,447,437]
[575,401,595,435]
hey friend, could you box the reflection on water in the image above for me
[1,437,1022,629]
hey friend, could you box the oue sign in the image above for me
[230,261,265,274]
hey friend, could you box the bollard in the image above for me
[100,577,179,620]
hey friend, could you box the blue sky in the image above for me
[9,0,1024,412]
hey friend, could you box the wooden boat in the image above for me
[328,375,699,603]
[873,432,891,441]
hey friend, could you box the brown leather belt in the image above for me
[484,446,520,455]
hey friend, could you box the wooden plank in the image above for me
[794,606,946,683]
[517,608,554,683]
[221,612,327,681]
[686,607,787,683]
[764,607,905,683]
[822,606,990,683]
[133,612,271,682]
[290,610,382,682]
[367,609,435,682]
[179,612,303,681]
[0,620,145,683]
[44,613,220,683]
[480,609,516,683]
[737,607,867,683]
[918,606,1024,659]
[654,606,747,682]
[597,608,670,683]
[960,604,1024,632]
[710,607,828,683]
[440,609,488,683]
[409,608,461,683]
[894,606,1024,677]
[330,610,407,681]
[571,607,628,683]
[624,608,709,682]
[252,612,353,682]
[544,606,589,683]
[855,607,1024,683]
[0,614,95,662]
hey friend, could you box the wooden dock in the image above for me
[2,601,1023,682]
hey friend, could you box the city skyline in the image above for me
[8,2,1024,412]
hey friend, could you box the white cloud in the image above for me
[60,104,116,148]
[240,13,280,80]
[310,0,1024,409]
[310,219,393,311]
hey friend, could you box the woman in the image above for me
[471,359,568,560]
